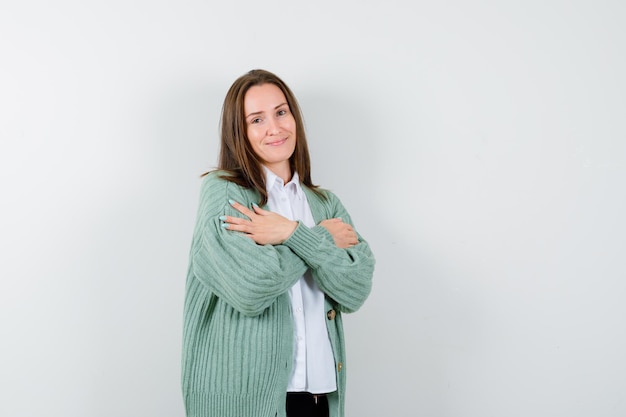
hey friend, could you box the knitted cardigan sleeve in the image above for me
[283,189,376,313]
[190,172,308,316]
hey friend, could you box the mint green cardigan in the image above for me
[182,172,375,417]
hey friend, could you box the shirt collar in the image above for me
[263,166,304,199]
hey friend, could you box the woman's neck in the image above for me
[264,163,292,185]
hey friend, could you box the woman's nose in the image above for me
[267,117,281,135]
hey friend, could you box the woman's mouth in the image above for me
[266,138,287,146]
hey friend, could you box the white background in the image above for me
[1,1,625,416]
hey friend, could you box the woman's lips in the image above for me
[266,138,287,146]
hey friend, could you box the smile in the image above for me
[266,138,287,146]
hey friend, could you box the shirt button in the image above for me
[337,362,343,372]
[297,307,303,313]
[327,309,336,320]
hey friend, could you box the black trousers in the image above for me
[286,392,329,417]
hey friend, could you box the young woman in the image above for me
[182,69,375,417]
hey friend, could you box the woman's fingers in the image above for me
[319,218,359,248]
[220,200,296,245]
[220,200,255,232]
[228,199,256,218]
[223,202,356,247]
[220,215,250,232]
[251,203,271,215]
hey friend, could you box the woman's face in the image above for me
[244,83,297,177]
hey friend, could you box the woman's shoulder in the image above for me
[198,170,237,197]
[200,170,258,202]
[201,169,228,183]
[199,170,227,192]
[302,184,338,201]
[303,185,344,215]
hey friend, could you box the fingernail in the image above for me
[252,203,259,208]
[219,216,226,221]
[221,223,229,229]
[228,199,236,205]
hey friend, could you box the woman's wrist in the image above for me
[281,220,299,243]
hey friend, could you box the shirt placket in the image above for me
[278,184,307,389]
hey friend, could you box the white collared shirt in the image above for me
[264,167,337,394]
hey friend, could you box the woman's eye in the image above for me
[251,118,262,124]
[277,109,287,116]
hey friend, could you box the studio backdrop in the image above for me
[1,1,625,416]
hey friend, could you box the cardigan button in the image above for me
[327,309,336,320]
[337,362,343,372]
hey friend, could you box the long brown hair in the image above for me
[206,69,324,205]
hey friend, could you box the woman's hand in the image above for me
[221,200,297,245]
[319,218,358,248]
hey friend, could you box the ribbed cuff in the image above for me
[283,222,330,263]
